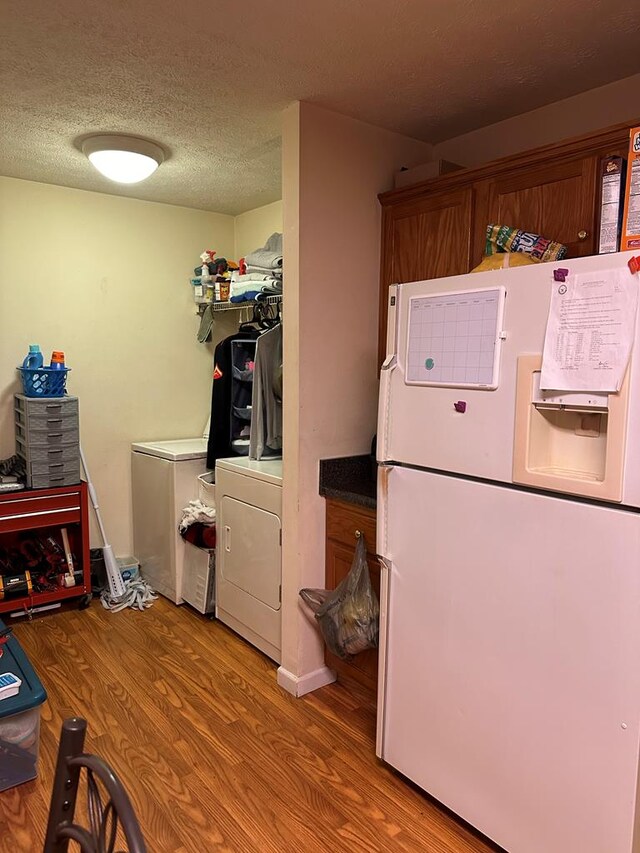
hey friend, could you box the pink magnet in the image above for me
[454,401,467,413]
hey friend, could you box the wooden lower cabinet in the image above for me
[324,498,379,693]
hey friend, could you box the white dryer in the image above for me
[131,438,209,604]
[215,457,283,663]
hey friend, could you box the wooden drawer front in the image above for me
[0,490,82,533]
[325,500,376,553]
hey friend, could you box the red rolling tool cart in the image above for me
[0,482,92,616]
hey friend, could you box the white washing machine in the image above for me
[215,457,283,663]
[131,438,209,604]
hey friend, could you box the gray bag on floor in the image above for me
[299,536,379,660]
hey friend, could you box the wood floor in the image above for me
[2,598,501,853]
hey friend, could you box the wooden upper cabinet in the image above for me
[384,188,474,283]
[474,156,598,265]
[378,119,635,365]
[378,187,473,360]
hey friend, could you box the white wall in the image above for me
[434,73,640,167]
[235,200,283,259]
[0,177,236,554]
[279,102,432,694]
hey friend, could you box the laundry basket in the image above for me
[17,367,70,398]
[198,472,215,508]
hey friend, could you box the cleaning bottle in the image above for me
[50,351,66,369]
[22,345,43,369]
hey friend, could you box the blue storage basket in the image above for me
[17,367,70,398]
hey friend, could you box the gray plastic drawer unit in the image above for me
[14,395,81,488]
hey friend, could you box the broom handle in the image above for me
[79,445,109,547]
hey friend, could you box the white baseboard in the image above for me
[276,664,336,697]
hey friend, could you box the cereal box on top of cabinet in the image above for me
[621,126,640,251]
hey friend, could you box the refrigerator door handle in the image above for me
[377,359,397,462]
[376,556,392,758]
[385,284,400,360]
[378,283,400,463]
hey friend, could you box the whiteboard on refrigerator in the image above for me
[405,286,506,389]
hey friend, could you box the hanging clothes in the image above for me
[249,323,283,461]
[206,328,260,468]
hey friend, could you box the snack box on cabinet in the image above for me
[621,126,640,251]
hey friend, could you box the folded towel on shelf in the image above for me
[242,233,284,273]
[260,281,283,295]
[230,290,261,303]
[246,265,283,279]
[245,248,283,270]
[231,272,277,283]
[231,280,265,297]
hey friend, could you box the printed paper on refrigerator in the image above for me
[540,269,638,392]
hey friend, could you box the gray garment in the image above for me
[197,303,214,343]
[264,232,283,254]
[249,324,283,461]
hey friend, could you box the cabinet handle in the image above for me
[1,506,79,522]
[225,525,231,552]
[355,529,362,539]
[578,230,589,241]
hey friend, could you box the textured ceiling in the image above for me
[1,0,639,214]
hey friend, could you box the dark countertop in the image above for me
[319,455,377,510]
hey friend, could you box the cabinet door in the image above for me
[379,188,473,363]
[475,156,598,264]
[325,538,380,690]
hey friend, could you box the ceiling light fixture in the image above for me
[82,134,165,184]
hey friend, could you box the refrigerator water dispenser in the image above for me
[513,354,628,501]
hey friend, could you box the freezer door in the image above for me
[378,252,638,485]
[378,465,640,853]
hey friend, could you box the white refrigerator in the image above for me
[376,250,640,853]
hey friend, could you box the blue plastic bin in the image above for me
[17,366,70,398]
[0,619,47,791]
